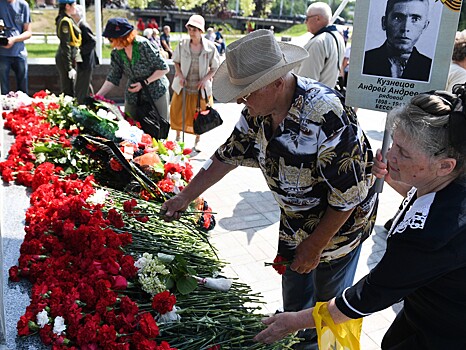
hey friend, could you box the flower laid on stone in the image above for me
[2,91,301,349]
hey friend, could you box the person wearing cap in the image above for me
[71,4,98,104]
[254,87,466,349]
[169,14,220,151]
[96,17,170,126]
[55,0,81,97]
[0,0,31,94]
[161,29,378,350]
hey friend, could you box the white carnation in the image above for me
[86,189,108,205]
[53,316,66,335]
[36,309,49,328]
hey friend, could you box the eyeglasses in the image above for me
[241,93,251,103]
[306,15,318,21]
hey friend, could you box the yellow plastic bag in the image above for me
[312,301,362,350]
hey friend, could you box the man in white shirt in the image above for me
[295,2,345,88]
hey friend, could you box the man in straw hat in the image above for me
[161,29,378,349]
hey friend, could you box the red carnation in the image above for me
[164,141,176,150]
[138,312,160,338]
[9,266,20,282]
[156,341,178,349]
[272,255,289,275]
[151,291,176,315]
[39,324,54,345]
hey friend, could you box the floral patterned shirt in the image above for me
[215,76,378,261]
[106,36,169,105]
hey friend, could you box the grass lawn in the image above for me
[27,43,114,59]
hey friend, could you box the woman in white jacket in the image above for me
[169,14,220,151]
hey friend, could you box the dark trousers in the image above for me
[75,64,94,105]
[0,55,28,94]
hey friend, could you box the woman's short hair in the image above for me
[143,28,153,39]
[388,87,466,173]
[110,29,137,48]
[452,39,466,62]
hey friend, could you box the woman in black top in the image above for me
[254,85,466,350]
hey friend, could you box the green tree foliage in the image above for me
[459,4,466,31]
[241,0,255,17]
[176,0,205,10]
[253,0,273,17]
[128,0,149,9]
[160,0,176,8]
[194,0,228,16]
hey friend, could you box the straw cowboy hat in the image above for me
[213,29,309,103]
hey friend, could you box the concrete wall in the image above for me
[18,58,175,103]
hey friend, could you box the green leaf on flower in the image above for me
[176,275,198,295]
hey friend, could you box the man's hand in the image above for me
[160,194,191,222]
[254,311,309,344]
[4,37,15,49]
[68,69,77,80]
[290,235,324,274]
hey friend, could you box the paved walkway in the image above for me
[179,104,403,350]
[1,102,403,349]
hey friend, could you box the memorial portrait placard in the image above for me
[346,0,462,111]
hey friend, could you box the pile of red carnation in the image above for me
[9,162,178,349]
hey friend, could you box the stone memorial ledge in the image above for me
[24,58,176,102]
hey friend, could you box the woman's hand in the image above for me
[373,149,391,182]
[175,72,185,87]
[128,82,143,93]
[197,77,210,90]
[254,310,310,344]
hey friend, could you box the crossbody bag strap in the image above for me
[127,63,158,111]
[196,90,202,111]
[203,89,210,105]
[326,30,341,73]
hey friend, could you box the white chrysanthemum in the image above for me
[96,108,117,121]
[36,309,49,328]
[158,305,181,323]
[63,95,74,105]
[53,316,66,335]
[137,253,170,295]
[139,273,166,295]
[86,189,108,205]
